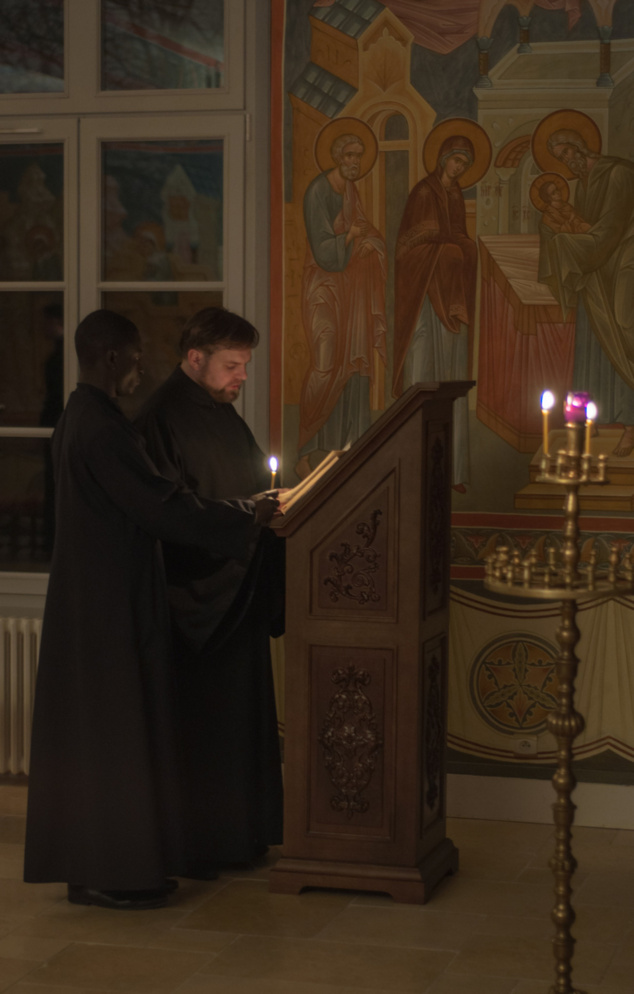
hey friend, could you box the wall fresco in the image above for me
[274,0,634,781]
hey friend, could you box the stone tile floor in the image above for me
[0,783,633,993]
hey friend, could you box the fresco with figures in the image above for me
[271,0,634,783]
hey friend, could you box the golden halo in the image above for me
[529,172,570,212]
[532,109,602,179]
[423,118,492,189]
[314,117,379,179]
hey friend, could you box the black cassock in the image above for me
[135,367,284,867]
[24,384,258,890]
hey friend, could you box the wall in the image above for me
[272,0,634,817]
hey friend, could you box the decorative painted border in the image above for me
[451,511,634,579]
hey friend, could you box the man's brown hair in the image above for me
[179,307,259,356]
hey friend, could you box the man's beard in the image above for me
[210,385,240,403]
[339,163,359,180]
[566,150,588,177]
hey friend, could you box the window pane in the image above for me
[0,292,64,428]
[0,436,52,569]
[0,0,64,94]
[0,144,64,282]
[102,140,223,282]
[102,0,224,91]
[102,289,223,418]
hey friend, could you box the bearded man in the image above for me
[538,127,634,456]
[296,130,387,478]
[135,307,284,879]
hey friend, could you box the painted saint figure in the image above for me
[535,114,634,456]
[393,125,489,490]
[530,173,590,236]
[296,120,387,478]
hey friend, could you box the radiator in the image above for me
[0,617,41,775]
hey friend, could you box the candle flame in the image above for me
[586,401,597,422]
[541,390,555,412]
[268,456,278,473]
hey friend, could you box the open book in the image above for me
[278,449,345,512]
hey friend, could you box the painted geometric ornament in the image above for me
[470,633,560,735]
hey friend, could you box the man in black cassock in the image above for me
[135,307,284,878]
[24,309,278,909]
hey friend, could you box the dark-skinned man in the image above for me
[136,307,284,879]
[24,309,278,909]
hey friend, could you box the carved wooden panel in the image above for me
[421,635,446,833]
[424,420,450,617]
[311,473,397,620]
[308,645,395,840]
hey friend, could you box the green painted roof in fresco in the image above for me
[290,62,357,117]
[310,0,384,39]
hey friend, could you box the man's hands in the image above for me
[252,491,281,525]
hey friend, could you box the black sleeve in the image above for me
[86,420,259,562]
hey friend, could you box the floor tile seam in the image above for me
[471,912,554,934]
[26,936,220,968]
[24,936,220,953]
[0,957,46,987]
[593,939,629,982]
[139,934,244,954]
[0,938,75,963]
[203,932,461,960]
[0,917,47,936]
[466,865,553,878]
[441,963,556,981]
[181,931,244,958]
[316,905,490,923]
[309,931,468,954]
[173,877,238,911]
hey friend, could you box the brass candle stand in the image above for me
[485,420,634,994]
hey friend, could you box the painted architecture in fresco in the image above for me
[277,0,634,783]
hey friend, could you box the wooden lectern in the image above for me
[269,381,472,904]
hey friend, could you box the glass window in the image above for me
[101,0,225,92]
[0,436,52,569]
[102,289,223,418]
[0,143,64,282]
[102,140,223,282]
[0,0,64,94]
[0,292,64,429]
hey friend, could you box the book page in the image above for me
[278,450,343,512]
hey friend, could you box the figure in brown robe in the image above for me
[393,135,477,487]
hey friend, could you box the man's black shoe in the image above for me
[67,885,168,909]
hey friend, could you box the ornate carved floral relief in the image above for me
[324,508,383,605]
[319,664,383,819]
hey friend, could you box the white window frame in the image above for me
[0,0,245,118]
[0,0,271,595]
[0,115,79,417]
[79,112,246,412]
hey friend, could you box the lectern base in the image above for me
[269,838,459,905]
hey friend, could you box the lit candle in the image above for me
[268,456,278,490]
[541,390,555,456]
[584,401,597,455]
[564,391,590,424]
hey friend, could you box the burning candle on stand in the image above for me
[564,391,590,424]
[541,390,555,456]
[268,456,278,490]
[585,401,597,456]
